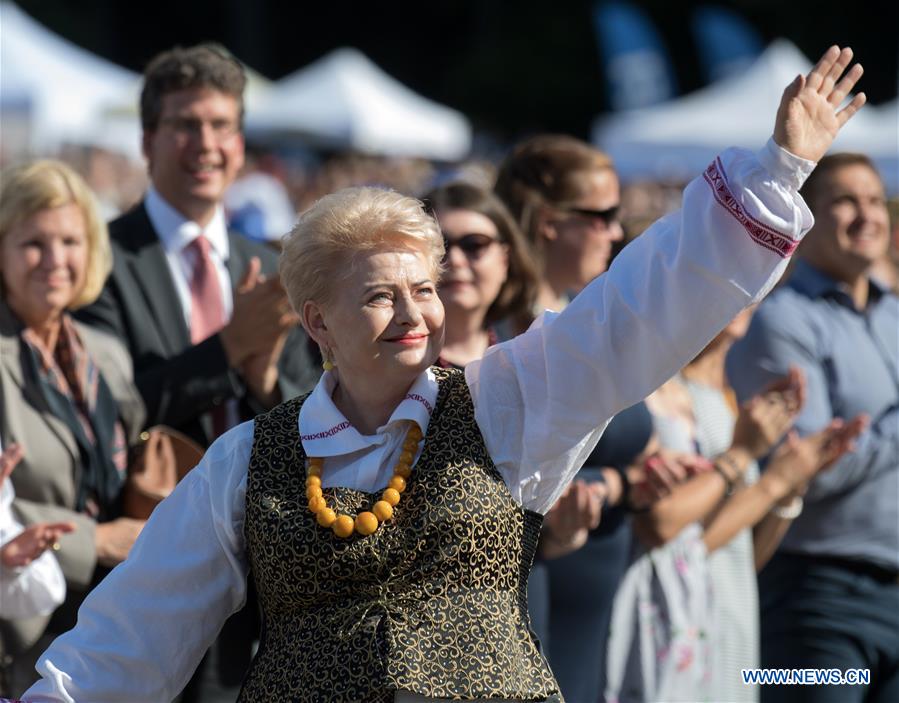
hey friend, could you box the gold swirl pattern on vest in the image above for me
[306,424,423,537]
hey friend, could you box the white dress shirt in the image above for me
[144,185,233,327]
[144,186,240,429]
[24,141,815,703]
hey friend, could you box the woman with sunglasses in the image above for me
[423,182,538,368]
[495,136,623,312]
[494,135,662,701]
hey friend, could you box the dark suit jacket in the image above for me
[76,202,320,448]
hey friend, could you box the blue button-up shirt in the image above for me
[727,259,899,570]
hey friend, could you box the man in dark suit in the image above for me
[76,44,319,702]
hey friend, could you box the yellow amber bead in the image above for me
[407,425,423,441]
[388,475,407,493]
[394,464,412,479]
[355,511,379,535]
[306,485,323,500]
[372,500,393,522]
[403,437,419,451]
[332,515,355,538]
[308,495,326,513]
[382,488,401,506]
[316,508,337,527]
[306,475,321,488]
[308,465,322,478]
[399,451,414,464]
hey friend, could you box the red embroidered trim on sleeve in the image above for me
[704,157,798,258]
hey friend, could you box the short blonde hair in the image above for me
[280,187,444,313]
[0,160,111,309]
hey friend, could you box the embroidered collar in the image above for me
[145,184,229,260]
[298,368,438,458]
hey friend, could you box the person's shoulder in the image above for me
[108,201,152,240]
[74,321,133,374]
[752,283,818,330]
[741,284,828,358]
[107,202,160,267]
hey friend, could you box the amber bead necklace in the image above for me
[306,424,423,538]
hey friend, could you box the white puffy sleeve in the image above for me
[22,421,254,703]
[468,140,815,514]
[0,482,66,620]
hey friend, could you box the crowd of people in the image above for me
[0,41,896,703]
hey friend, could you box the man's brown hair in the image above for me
[140,43,246,131]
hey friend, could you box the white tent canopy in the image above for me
[0,2,143,158]
[247,48,471,161]
[592,40,898,191]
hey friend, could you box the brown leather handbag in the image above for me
[124,426,204,519]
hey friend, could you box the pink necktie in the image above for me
[188,235,225,344]
[187,235,228,436]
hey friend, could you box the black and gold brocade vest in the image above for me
[239,367,560,703]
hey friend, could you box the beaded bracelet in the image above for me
[716,452,744,480]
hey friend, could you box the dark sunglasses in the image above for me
[442,233,501,260]
[557,204,620,226]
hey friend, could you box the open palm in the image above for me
[773,46,866,162]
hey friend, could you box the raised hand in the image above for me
[774,45,866,162]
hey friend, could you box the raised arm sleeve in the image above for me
[22,422,254,703]
[468,140,815,514]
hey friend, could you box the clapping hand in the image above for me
[765,415,869,497]
[732,367,806,460]
[221,256,299,368]
[542,480,608,556]
[774,45,866,162]
[222,257,298,407]
[0,443,76,568]
[629,450,715,509]
[1,522,75,568]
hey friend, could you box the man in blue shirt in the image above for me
[727,153,898,703]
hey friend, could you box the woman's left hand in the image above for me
[773,45,866,162]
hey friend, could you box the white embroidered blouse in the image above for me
[24,141,814,703]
